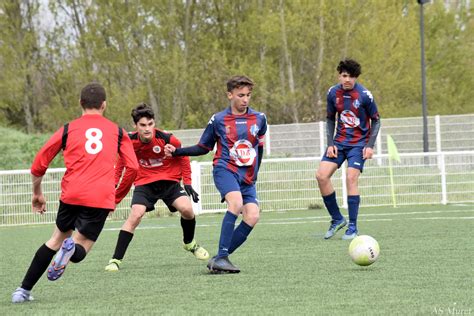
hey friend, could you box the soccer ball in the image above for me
[348,235,380,266]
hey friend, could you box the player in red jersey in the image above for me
[104,103,209,272]
[11,83,139,303]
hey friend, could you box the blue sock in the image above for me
[323,192,343,221]
[228,221,253,255]
[347,195,360,227]
[217,211,238,258]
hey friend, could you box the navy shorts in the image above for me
[131,180,187,212]
[56,201,110,242]
[213,167,258,205]
[321,145,366,172]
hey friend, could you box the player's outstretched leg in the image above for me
[324,218,347,239]
[207,256,240,274]
[183,240,210,260]
[11,287,34,303]
[47,237,75,281]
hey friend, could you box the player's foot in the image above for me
[11,287,34,303]
[207,256,240,274]
[47,237,75,281]
[105,259,122,272]
[183,240,210,260]
[342,223,358,240]
[324,218,347,239]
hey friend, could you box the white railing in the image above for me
[171,114,474,158]
[1,151,473,226]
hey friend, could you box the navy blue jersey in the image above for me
[198,107,267,185]
[327,83,379,147]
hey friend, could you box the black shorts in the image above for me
[56,201,110,242]
[131,180,188,212]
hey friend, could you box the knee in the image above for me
[179,206,195,220]
[346,174,359,186]
[316,170,329,184]
[243,208,260,226]
[128,212,144,228]
[246,213,260,226]
[227,201,244,213]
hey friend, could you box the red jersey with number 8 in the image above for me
[31,114,138,209]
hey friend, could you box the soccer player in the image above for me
[11,83,139,303]
[104,103,209,272]
[164,75,267,273]
[316,59,381,240]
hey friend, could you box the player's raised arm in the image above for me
[164,143,209,157]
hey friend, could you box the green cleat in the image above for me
[105,258,122,272]
[184,240,210,260]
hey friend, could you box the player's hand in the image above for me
[32,194,46,214]
[326,145,338,158]
[184,185,199,203]
[363,147,374,160]
[164,144,176,158]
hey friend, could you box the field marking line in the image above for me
[103,209,473,231]
[265,209,474,222]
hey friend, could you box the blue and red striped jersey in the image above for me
[327,82,380,147]
[198,107,267,185]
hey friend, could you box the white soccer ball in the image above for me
[348,235,380,266]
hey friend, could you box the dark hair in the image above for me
[80,83,106,109]
[337,59,362,78]
[226,75,254,92]
[131,103,155,124]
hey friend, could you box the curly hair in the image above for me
[337,59,362,78]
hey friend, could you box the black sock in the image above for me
[181,217,196,244]
[70,244,87,263]
[112,230,134,260]
[21,244,56,291]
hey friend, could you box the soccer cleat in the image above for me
[105,258,122,272]
[342,224,358,240]
[324,218,347,239]
[11,287,34,303]
[183,240,210,261]
[47,237,75,281]
[207,256,240,274]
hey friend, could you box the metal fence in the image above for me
[1,151,473,226]
[171,114,474,157]
[1,113,472,226]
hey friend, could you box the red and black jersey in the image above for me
[116,128,192,187]
[31,114,138,210]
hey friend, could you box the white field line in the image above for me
[266,209,474,222]
[103,209,473,231]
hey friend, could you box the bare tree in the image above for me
[279,0,298,122]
